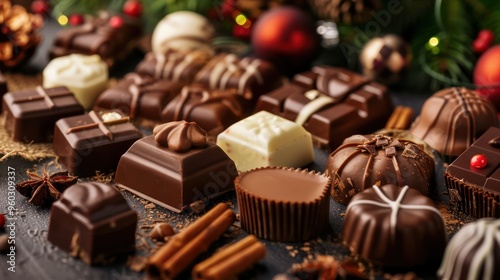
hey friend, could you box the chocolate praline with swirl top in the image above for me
[325,134,435,204]
[342,184,446,267]
[115,121,237,213]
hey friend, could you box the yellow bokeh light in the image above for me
[429,37,439,47]
[58,15,69,26]
[235,14,247,26]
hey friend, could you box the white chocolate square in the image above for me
[43,54,108,109]
[217,111,314,172]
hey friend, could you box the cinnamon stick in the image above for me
[192,235,266,280]
[385,106,413,130]
[147,203,235,279]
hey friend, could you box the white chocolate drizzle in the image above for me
[437,218,500,280]
[295,90,335,126]
[346,185,444,238]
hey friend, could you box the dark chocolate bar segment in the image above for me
[48,182,137,265]
[50,12,142,67]
[256,67,393,150]
[94,73,184,121]
[53,109,143,177]
[2,86,84,143]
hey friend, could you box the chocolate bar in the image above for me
[135,50,213,83]
[94,73,184,121]
[2,86,84,143]
[47,182,137,265]
[256,66,393,150]
[50,12,142,67]
[53,109,143,177]
[194,54,283,103]
[115,121,237,213]
[161,85,245,136]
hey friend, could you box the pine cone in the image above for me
[310,0,381,24]
[0,0,43,69]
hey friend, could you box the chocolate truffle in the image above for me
[217,111,314,172]
[255,66,393,150]
[325,134,435,205]
[2,86,84,143]
[115,121,237,213]
[135,50,213,83]
[151,11,215,54]
[444,126,500,218]
[410,87,498,157]
[53,109,143,177]
[47,182,137,265]
[93,73,184,121]
[437,218,500,280]
[194,53,283,104]
[50,12,142,67]
[161,85,244,136]
[343,184,446,267]
[235,167,331,242]
[43,54,108,109]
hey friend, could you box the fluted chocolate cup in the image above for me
[235,166,331,242]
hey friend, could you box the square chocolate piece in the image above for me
[115,128,237,213]
[94,73,184,122]
[50,12,142,67]
[2,86,84,143]
[445,127,500,218]
[48,182,137,265]
[255,66,393,150]
[53,109,143,177]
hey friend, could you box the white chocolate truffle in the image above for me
[151,11,215,55]
[43,54,108,109]
[217,111,314,172]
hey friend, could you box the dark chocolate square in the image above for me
[53,109,142,177]
[2,86,84,143]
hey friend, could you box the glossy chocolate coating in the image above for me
[235,167,330,242]
[50,12,142,67]
[0,71,7,113]
[53,109,143,177]
[410,87,498,157]
[115,135,237,213]
[47,182,137,265]
[437,218,500,280]
[445,127,500,218]
[343,184,446,267]
[194,54,283,103]
[161,85,244,136]
[2,86,84,143]
[135,50,213,83]
[94,73,184,121]
[256,66,393,150]
[325,134,435,205]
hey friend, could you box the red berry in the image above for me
[473,39,489,53]
[123,0,143,17]
[0,214,5,228]
[69,14,84,26]
[478,29,494,43]
[31,0,49,15]
[470,154,488,169]
[109,16,124,28]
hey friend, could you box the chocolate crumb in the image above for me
[145,203,155,209]
[189,200,206,214]
[127,255,148,272]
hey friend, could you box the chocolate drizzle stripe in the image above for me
[392,156,403,186]
[128,84,141,119]
[346,186,445,240]
[65,111,130,141]
[295,90,335,126]
[361,151,374,191]
[12,86,73,109]
[237,59,263,98]
[437,219,500,280]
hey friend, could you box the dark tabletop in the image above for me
[0,19,473,280]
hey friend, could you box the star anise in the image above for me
[16,169,78,206]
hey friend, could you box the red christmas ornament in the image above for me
[109,16,124,29]
[31,0,50,15]
[251,7,321,74]
[0,214,5,228]
[470,154,488,169]
[473,29,494,53]
[474,45,500,112]
[68,14,84,26]
[123,0,143,17]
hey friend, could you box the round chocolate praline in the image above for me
[325,134,435,205]
[342,184,447,267]
[438,218,500,280]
